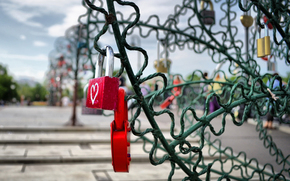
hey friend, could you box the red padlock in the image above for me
[263,16,273,30]
[114,88,128,130]
[160,91,180,109]
[261,54,273,61]
[86,46,119,110]
[111,88,131,172]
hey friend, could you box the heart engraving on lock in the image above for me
[90,83,99,105]
[82,83,103,115]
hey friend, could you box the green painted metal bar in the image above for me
[105,0,195,178]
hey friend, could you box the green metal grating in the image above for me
[79,0,290,180]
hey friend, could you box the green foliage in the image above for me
[0,64,19,102]
[17,84,33,101]
[77,80,84,99]
[228,76,237,82]
[18,83,48,102]
[62,88,71,98]
[31,83,48,101]
[186,73,200,81]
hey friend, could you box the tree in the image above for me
[0,64,19,102]
[186,73,200,81]
[17,84,33,101]
[31,83,48,101]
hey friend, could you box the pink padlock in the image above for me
[86,46,119,110]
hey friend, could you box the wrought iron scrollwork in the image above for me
[80,0,290,180]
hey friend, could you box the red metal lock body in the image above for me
[86,46,119,110]
[111,88,131,172]
[82,84,103,115]
[111,121,131,172]
[114,88,128,130]
[263,16,273,30]
[160,91,180,109]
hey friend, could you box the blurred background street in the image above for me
[0,105,289,180]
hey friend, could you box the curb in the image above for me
[0,138,199,144]
[0,154,224,164]
[247,118,290,134]
[0,127,173,133]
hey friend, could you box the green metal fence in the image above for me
[80,0,290,180]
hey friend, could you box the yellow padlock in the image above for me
[154,58,171,73]
[257,27,264,58]
[264,25,271,56]
[240,15,253,28]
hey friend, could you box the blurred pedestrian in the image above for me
[140,82,150,96]
[264,73,280,129]
[208,74,222,113]
[27,98,31,106]
[119,76,129,94]
[119,76,134,109]
[61,96,70,107]
[172,75,182,94]
[201,72,209,114]
[172,76,182,109]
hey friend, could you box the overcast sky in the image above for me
[0,0,289,84]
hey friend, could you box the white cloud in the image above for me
[0,0,81,28]
[0,48,9,54]
[0,2,42,27]
[14,70,46,82]
[47,5,87,37]
[0,54,47,62]
[0,0,289,81]
[20,35,26,40]
[0,53,48,82]
[33,41,47,47]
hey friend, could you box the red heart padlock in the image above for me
[86,46,119,110]
[111,88,131,172]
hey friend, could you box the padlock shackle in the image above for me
[258,27,261,39]
[95,53,104,78]
[200,0,214,11]
[95,46,114,78]
[83,83,88,98]
[157,40,160,67]
[264,23,269,36]
[105,46,114,77]
[157,40,168,68]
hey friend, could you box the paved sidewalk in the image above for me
[0,106,289,181]
[0,106,193,181]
